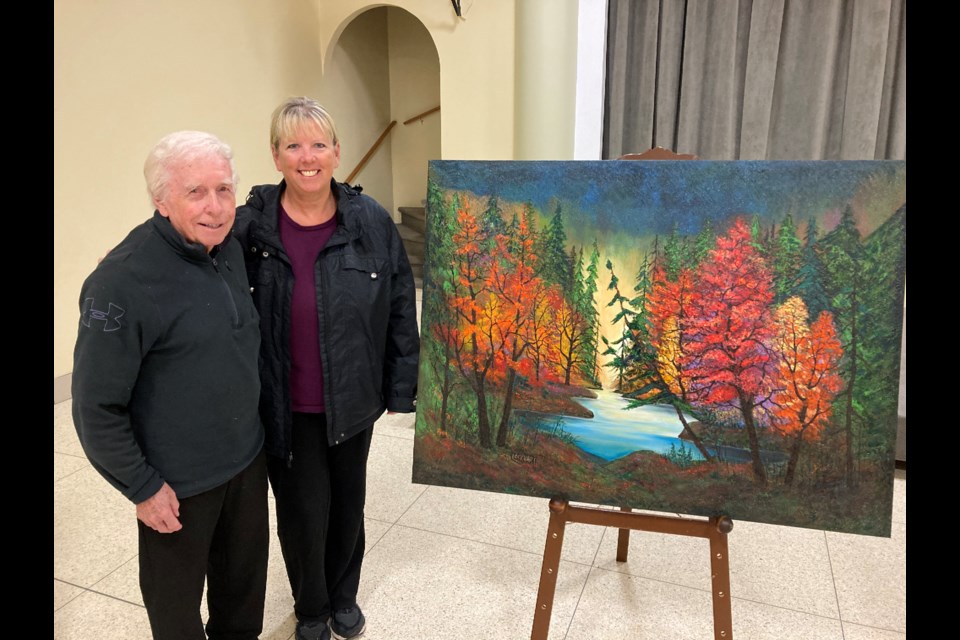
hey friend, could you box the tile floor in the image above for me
[52,404,908,640]
[54,292,906,639]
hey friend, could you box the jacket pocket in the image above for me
[339,255,391,315]
[341,255,391,279]
[331,254,391,387]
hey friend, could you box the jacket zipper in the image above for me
[259,241,297,467]
[211,257,239,326]
[316,251,337,444]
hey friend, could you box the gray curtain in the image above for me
[603,0,905,160]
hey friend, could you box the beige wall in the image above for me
[55,0,586,384]
[318,5,442,219]
[388,8,441,214]
[320,7,395,213]
[515,0,580,160]
[318,0,516,161]
[54,0,324,378]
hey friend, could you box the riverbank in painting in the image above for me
[412,404,893,536]
[413,384,891,536]
[511,382,597,418]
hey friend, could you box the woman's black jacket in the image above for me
[233,179,420,461]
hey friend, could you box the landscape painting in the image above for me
[412,160,905,537]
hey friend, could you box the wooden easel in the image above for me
[530,501,734,639]
[530,147,736,640]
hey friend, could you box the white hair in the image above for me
[143,131,238,204]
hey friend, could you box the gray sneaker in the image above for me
[295,620,331,640]
[330,606,366,639]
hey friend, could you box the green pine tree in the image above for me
[772,214,803,303]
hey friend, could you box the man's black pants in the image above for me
[138,450,269,640]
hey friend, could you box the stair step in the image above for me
[398,206,426,235]
[397,224,424,255]
[411,262,424,288]
[402,241,425,259]
[398,206,425,220]
[396,207,426,288]
[397,224,425,243]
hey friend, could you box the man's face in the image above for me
[155,154,236,252]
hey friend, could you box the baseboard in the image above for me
[53,373,72,404]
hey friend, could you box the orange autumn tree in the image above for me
[448,202,501,448]
[447,201,567,450]
[770,296,844,486]
[486,211,550,447]
[645,264,713,460]
[524,285,564,383]
[684,218,777,485]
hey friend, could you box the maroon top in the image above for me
[279,204,338,413]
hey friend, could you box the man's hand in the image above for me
[136,482,182,533]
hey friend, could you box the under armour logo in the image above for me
[81,298,125,332]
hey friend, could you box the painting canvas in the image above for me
[412,160,905,537]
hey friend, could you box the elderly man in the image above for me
[72,131,267,640]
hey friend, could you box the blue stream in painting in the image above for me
[541,389,702,462]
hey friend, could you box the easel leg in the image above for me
[709,516,734,639]
[532,504,737,638]
[531,499,568,640]
[616,506,632,562]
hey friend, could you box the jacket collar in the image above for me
[150,210,219,263]
[248,179,364,249]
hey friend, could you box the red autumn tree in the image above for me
[684,218,777,485]
[770,297,844,486]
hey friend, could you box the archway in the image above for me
[323,8,440,212]
[323,5,439,283]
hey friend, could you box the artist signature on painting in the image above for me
[510,452,537,465]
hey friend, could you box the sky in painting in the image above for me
[428,160,906,238]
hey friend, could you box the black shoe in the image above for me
[296,620,331,640]
[330,606,366,639]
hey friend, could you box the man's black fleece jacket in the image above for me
[71,212,264,504]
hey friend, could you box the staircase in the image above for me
[397,206,425,289]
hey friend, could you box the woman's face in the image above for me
[272,121,340,197]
